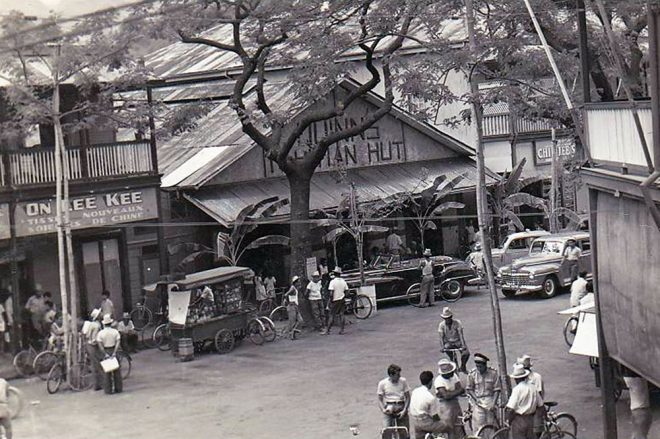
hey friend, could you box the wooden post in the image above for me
[464,0,510,397]
[550,129,558,232]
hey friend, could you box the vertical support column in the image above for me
[146,85,169,276]
[589,188,618,439]
[8,201,20,353]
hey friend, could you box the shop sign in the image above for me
[0,204,9,240]
[14,188,159,237]
[535,141,576,165]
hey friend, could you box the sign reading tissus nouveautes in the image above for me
[14,188,158,237]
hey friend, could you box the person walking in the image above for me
[438,307,470,373]
[82,309,103,391]
[322,267,349,335]
[419,249,435,307]
[99,290,115,320]
[96,314,122,394]
[466,353,502,432]
[285,276,303,340]
[562,238,581,281]
[0,376,12,439]
[569,271,589,308]
[377,364,411,430]
[306,272,324,331]
[409,370,449,439]
[505,363,544,439]
[434,359,464,439]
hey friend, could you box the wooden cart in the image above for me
[171,311,249,354]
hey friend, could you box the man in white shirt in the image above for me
[562,239,582,281]
[322,267,349,335]
[377,364,411,429]
[96,314,122,394]
[409,370,450,439]
[83,308,103,391]
[117,312,138,353]
[569,271,589,308]
[506,363,543,439]
[434,359,464,439]
[386,232,404,255]
[517,355,545,435]
[306,272,324,331]
[285,277,303,340]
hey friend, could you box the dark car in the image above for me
[342,255,476,304]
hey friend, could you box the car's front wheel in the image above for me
[538,275,558,299]
[501,289,516,298]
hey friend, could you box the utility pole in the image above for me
[550,129,558,233]
[464,0,510,397]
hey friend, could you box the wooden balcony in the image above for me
[482,112,556,138]
[1,141,155,187]
[584,100,654,170]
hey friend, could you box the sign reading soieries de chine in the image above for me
[14,188,158,237]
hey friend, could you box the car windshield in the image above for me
[530,240,564,255]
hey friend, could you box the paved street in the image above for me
[8,287,658,438]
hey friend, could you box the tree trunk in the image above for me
[287,173,312,279]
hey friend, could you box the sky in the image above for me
[0,0,142,18]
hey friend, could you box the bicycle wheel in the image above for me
[258,317,277,342]
[13,350,34,377]
[563,316,578,347]
[406,283,422,307]
[247,318,265,345]
[552,413,578,438]
[46,364,64,394]
[131,306,152,331]
[476,424,498,439]
[352,294,373,319]
[153,324,171,351]
[33,351,59,381]
[259,299,275,316]
[269,305,288,322]
[8,386,25,419]
[69,362,93,391]
[491,427,510,439]
[117,352,132,380]
[540,430,576,439]
[440,279,464,302]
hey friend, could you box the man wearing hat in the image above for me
[561,238,581,281]
[434,359,464,439]
[82,308,103,391]
[419,249,435,307]
[323,267,349,335]
[517,355,545,435]
[96,314,122,394]
[117,312,138,353]
[285,276,303,340]
[437,307,470,373]
[306,271,324,331]
[466,353,502,432]
[505,363,543,439]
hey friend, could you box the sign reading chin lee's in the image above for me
[14,188,158,237]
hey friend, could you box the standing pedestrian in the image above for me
[24,288,46,345]
[386,231,404,256]
[505,363,543,439]
[517,354,545,436]
[569,271,589,308]
[434,359,464,439]
[99,290,115,320]
[409,371,449,439]
[285,276,303,340]
[419,249,435,307]
[264,274,277,301]
[97,314,122,394]
[561,239,581,281]
[466,353,501,432]
[255,271,267,305]
[0,376,12,439]
[377,364,411,430]
[437,307,470,373]
[306,272,324,331]
[83,309,103,390]
[322,267,349,335]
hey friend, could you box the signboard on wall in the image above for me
[534,139,576,165]
[0,204,10,240]
[14,187,159,237]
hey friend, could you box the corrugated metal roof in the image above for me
[186,158,490,226]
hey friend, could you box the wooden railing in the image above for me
[3,141,154,187]
[483,113,556,137]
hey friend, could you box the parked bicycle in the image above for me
[46,353,93,395]
[131,291,168,331]
[407,278,464,306]
[13,338,48,377]
[488,401,577,439]
[563,315,579,347]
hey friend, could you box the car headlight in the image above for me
[528,273,535,280]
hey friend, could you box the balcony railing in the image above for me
[3,141,154,187]
[482,113,556,138]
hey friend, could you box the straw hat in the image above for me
[437,358,457,375]
[517,355,533,368]
[102,314,114,325]
[312,271,320,277]
[423,249,432,257]
[440,307,453,319]
[90,309,101,320]
[333,266,342,274]
[510,363,530,379]
[291,276,300,284]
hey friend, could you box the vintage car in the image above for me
[490,230,551,270]
[342,255,477,304]
[497,231,592,299]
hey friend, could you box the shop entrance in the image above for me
[81,238,124,316]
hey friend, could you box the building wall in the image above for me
[594,190,660,386]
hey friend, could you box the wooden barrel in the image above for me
[178,338,194,362]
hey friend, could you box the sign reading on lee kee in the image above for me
[14,188,158,237]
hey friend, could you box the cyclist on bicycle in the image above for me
[377,364,411,430]
[437,307,470,373]
[466,353,501,432]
